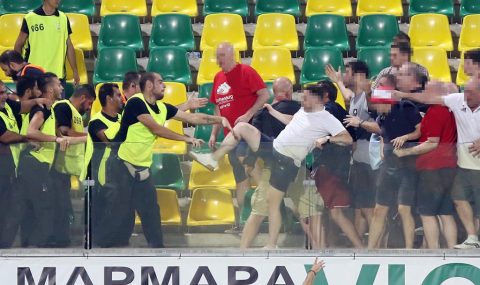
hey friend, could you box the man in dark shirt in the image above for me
[0,50,45,82]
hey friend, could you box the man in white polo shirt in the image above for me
[394,78,480,249]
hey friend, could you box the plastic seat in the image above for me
[189,155,235,190]
[255,0,300,16]
[409,0,454,17]
[64,83,75,99]
[300,47,344,85]
[100,0,147,17]
[200,14,247,51]
[162,82,188,106]
[251,47,295,83]
[0,14,23,50]
[151,153,185,191]
[151,0,198,17]
[458,15,480,52]
[411,48,451,82]
[199,83,213,99]
[65,48,88,84]
[66,13,93,51]
[461,0,480,18]
[60,0,95,17]
[356,0,403,17]
[357,47,391,78]
[252,13,299,51]
[98,14,143,51]
[153,119,187,155]
[356,14,399,50]
[409,14,453,51]
[135,188,182,225]
[305,0,352,17]
[0,0,41,14]
[203,0,248,17]
[93,47,138,85]
[187,187,235,226]
[150,14,194,51]
[304,14,349,51]
[456,52,469,86]
[92,82,123,116]
[197,48,240,85]
[147,47,191,85]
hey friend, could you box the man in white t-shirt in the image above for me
[395,78,480,249]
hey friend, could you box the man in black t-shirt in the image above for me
[0,50,45,82]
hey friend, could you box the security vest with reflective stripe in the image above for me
[0,102,21,169]
[118,93,167,168]
[29,108,57,166]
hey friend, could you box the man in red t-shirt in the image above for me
[209,42,269,226]
[394,104,457,249]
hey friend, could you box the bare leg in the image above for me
[439,215,457,249]
[300,214,323,249]
[454,200,477,236]
[212,123,261,161]
[266,186,285,248]
[236,179,250,210]
[368,204,389,249]
[355,209,368,237]
[330,208,363,248]
[398,204,415,249]
[240,214,265,249]
[421,215,440,249]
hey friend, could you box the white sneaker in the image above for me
[454,239,480,249]
[189,151,218,171]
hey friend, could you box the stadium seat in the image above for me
[356,14,399,50]
[151,0,198,17]
[0,14,23,50]
[147,47,191,85]
[300,47,344,85]
[409,14,453,51]
[153,119,187,155]
[356,0,403,17]
[64,83,75,99]
[255,0,300,16]
[100,0,147,17]
[304,14,349,51]
[187,187,235,226]
[357,47,391,78]
[197,48,240,85]
[91,82,123,115]
[411,48,451,82]
[65,48,88,84]
[252,13,299,51]
[409,0,454,17]
[459,15,480,52]
[66,13,93,51]
[251,47,295,83]
[195,103,216,116]
[135,188,182,225]
[203,0,248,17]
[456,52,469,86]
[151,154,185,192]
[200,14,247,51]
[97,14,143,52]
[199,83,213,99]
[305,0,352,17]
[60,0,95,17]
[162,82,188,106]
[188,155,236,190]
[0,0,41,14]
[461,0,480,18]
[93,47,138,85]
[194,124,224,142]
[150,14,194,51]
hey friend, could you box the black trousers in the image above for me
[50,168,72,247]
[0,172,21,248]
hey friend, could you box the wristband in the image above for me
[309,270,317,276]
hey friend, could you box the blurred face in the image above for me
[377,76,395,89]
[301,89,322,112]
[152,74,165,100]
[216,45,235,72]
[396,64,418,92]
[390,48,408,68]
[464,79,480,110]
[111,86,123,111]
[463,58,480,78]
[78,95,94,115]
[343,67,354,87]
[51,77,63,100]
[44,0,60,9]
[272,78,292,101]
[0,84,7,109]
[0,63,13,77]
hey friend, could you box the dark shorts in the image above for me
[416,168,455,216]
[269,149,300,192]
[314,166,351,209]
[451,168,480,217]
[349,161,377,209]
[229,141,249,184]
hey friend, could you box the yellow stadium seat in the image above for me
[65,48,88,85]
[187,187,235,226]
[0,14,23,50]
[412,48,451,82]
[305,0,352,17]
[458,15,480,52]
[153,119,187,154]
[71,176,80,191]
[456,52,469,86]
[251,47,295,83]
[151,0,198,17]
[409,14,453,51]
[136,189,182,226]
[200,13,247,51]
[66,13,93,51]
[356,0,403,17]
[252,13,299,51]
[92,82,123,116]
[162,82,187,106]
[188,155,236,190]
[0,47,12,82]
[100,0,147,17]
[197,48,241,85]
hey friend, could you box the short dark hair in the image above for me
[465,49,480,65]
[378,73,397,88]
[394,31,410,44]
[122,71,140,90]
[139,72,157,92]
[346,60,369,78]
[72,84,96,100]
[391,42,412,57]
[405,63,428,90]
[37,72,58,93]
[16,77,37,98]
[99,83,119,107]
[0,50,25,65]
[305,80,338,102]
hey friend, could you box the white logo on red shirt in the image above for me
[217,82,231,95]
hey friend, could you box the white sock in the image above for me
[467,235,478,242]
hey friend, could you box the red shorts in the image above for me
[314,166,351,209]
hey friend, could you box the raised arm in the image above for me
[234,88,270,125]
[325,64,354,102]
[394,137,439,158]
[264,103,294,125]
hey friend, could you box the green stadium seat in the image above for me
[97,14,143,51]
[203,0,248,17]
[64,83,75,99]
[265,81,274,103]
[304,14,349,51]
[461,0,480,18]
[195,103,215,115]
[194,124,224,142]
[150,14,194,51]
[356,14,399,50]
[199,83,213,99]
[255,0,300,16]
[60,0,95,17]
[93,47,138,85]
[147,47,192,85]
[357,47,391,78]
[0,0,41,14]
[300,47,344,85]
[409,0,454,17]
[151,153,185,192]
